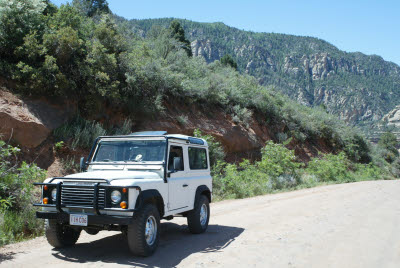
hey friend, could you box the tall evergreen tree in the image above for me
[220,54,238,70]
[169,20,192,57]
[72,0,110,17]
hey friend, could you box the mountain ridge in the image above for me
[119,17,400,131]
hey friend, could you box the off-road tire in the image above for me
[45,219,81,248]
[187,195,210,234]
[127,204,160,256]
[85,228,99,235]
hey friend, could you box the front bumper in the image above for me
[36,211,134,225]
[33,181,142,214]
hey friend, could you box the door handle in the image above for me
[182,184,188,187]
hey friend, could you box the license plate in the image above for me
[70,214,88,226]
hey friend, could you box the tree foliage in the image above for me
[220,54,237,70]
[169,19,192,57]
[0,140,46,245]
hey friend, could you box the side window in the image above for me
[168,146,184,171]
[188,147,208,170]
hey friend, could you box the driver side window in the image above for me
[168,146,184,171]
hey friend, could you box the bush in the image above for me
[306,152,351,182]
[0,140,46,246]
[212,141,302,200]
[258,140,302,178]
[231,105,252,128]
[54,116,133,150]
[54,116,107,149]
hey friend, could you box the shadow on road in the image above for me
[51,222,244,267]
[0,252,15,263]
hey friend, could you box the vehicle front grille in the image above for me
[61,186,106,208]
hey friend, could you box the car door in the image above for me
[167,143,190,211]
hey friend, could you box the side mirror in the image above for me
[80,157,87,172]
[173,157,182,171]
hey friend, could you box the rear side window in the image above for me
[188,147,208,170]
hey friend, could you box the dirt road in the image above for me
[1,180,400,267]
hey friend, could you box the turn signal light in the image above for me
[43,185,48,191]
[43,197,49,204]
[120,201,127,209]
[122,188,127,193]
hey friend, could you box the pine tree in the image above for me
[220,54,238,70]
[169,20,192,57]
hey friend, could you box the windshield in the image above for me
[92,140,166,163]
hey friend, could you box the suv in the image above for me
[34,131,212,256]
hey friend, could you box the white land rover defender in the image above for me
[34,131,212,256]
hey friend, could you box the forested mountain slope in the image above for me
[122,18,400,130]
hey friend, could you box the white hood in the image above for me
[64,170,161,182]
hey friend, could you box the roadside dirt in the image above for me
[1,180,399,267]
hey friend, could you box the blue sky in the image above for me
[52,0,400,66]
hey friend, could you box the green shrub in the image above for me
[54,140,64,151]
[54,116,133,150]
[306,152,351,182]
[177,115,188,126]
[0,140,46,246]
[231,105,252,128]
[212,141,302,200]
[111,119,133,135]
[352,163,386,181]
[0,209,43,246]
[258,140,302,178]
[60,155,79,173]
[53,116,107,149]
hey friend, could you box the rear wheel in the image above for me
[45,219,81,248]
[187,195,210,234]
[127,204,160,256]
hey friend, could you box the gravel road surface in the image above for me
[1,180,399,267]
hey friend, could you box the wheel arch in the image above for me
[135,190,165,217]
[195,185,211,205]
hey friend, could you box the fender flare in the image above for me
[135,189,165,217]
[194,185,211,205]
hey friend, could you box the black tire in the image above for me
[85,228,99,235]
[187,195,210,234]
[127,204,160,257]
[45,219,81,248]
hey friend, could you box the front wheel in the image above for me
[45,219,81,248]
[187,195,210,234]
[127,204,160,256]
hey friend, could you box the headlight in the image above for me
[111,190,121,204]
[51,188,57,201]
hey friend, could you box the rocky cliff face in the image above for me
[0,87,333,172]
[382,106,400,127]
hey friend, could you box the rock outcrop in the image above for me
[0,89,71,148]
[382,105,400,127]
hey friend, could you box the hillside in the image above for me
[1,0,399,246]
[122,18,400,131]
